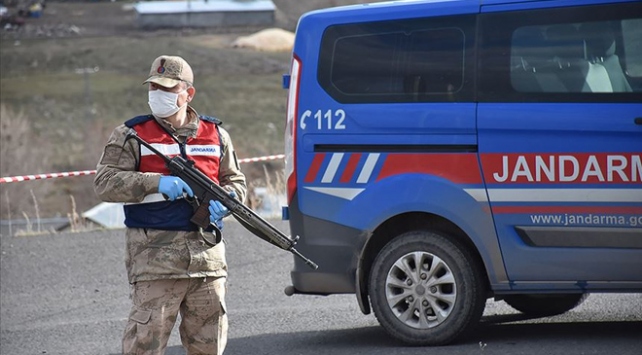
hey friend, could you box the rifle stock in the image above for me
[125,129,318,270]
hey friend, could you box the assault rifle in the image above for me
[125,129,318,270]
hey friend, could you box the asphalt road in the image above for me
[1,220,641,355]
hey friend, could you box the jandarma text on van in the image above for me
[530,214,642,226]
[485,153,642,183]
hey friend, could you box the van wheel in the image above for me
[368,230,486,345]
[503,294,588,317]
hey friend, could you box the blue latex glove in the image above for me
[209,191,236,224]
[158,176,194,201]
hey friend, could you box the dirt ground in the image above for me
[1,0,382,39]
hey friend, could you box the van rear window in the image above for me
[318,15,475,104]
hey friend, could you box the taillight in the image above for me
[284,55,301,204]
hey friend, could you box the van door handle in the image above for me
[635,117,642,125]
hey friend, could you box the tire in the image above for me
[368,230,486,346]
[503,294,588,317]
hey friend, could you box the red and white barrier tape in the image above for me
[0,154,285,184]
[0,170,96,183]
[239,154,285,163]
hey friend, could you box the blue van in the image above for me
[282,0,642,345]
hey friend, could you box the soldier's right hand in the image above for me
[158,176,194,201]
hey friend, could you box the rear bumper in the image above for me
[286,194,367,295]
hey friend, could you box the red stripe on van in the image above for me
[340,153,362,183]
[304,153,326,183]
[377,153,482,184]
[492,206,642,214]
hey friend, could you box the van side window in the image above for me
[479,1,642,102]
[622,19,642,78]
[511,20,638,93]
[318,15,475,104]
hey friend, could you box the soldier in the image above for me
[94,55,247,355]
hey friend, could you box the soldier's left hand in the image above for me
[208,191,236,223]
[209,200,228,223]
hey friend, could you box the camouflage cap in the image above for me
[143,55,194,87]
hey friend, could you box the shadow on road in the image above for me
[477,319,642,341]
[151,319,642,355]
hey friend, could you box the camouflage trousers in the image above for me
[122,277,228,355]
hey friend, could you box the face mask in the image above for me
[148,89,187,118]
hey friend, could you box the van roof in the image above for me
[299,0,479,24]
[300,0,620,21]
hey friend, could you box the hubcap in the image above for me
[385,252,457,329]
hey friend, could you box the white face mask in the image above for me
[148,89,187,118]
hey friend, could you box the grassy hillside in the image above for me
[0,0,382,219]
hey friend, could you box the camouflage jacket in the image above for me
[94,107,247,283]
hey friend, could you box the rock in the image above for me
[231,27,294,52]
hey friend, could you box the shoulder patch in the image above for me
[200,115,222,125]
[124,114,154,128]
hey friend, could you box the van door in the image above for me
[477,1,642,287]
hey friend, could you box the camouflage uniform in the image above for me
[94,106,246,355]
